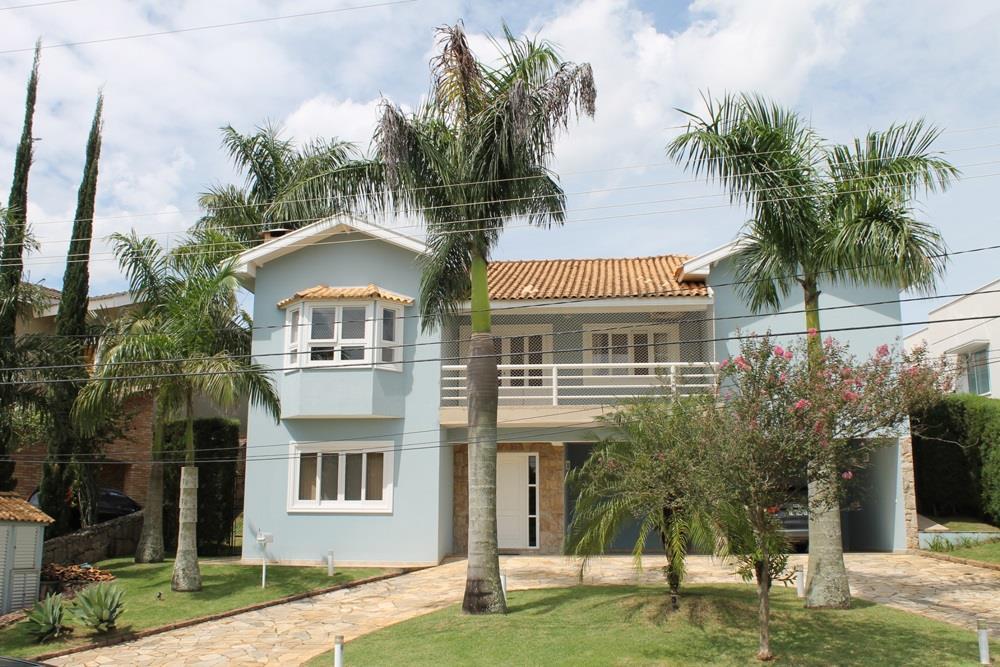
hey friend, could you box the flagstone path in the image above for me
[51,553,1000,666]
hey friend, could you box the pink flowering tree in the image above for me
[700,334,950,661]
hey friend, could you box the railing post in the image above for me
[671,365,680,395]
[552,366,559,406]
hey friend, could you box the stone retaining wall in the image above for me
[43,511,144,565]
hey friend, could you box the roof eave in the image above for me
[232,215,429,293]
[678,240,744,281]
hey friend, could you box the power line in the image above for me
[10,282,1000,375]
[11,238,1000,343]
[0,0,77,9]
[16,154,1000,252]
[0,0,419,54]
[1,311,987,386]
[19,139,1000,232]
[14,169,1000,268]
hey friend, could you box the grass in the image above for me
[930,516,1000,533]
[306,585,997,667]
[945,539,1000,565]
[0,557,385,660]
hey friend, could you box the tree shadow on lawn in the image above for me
[513,586,983,666]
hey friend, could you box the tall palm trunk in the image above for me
[136,396,165,562]
[802,278,851,608]
[172,390,202,591]
[462,252,506,614]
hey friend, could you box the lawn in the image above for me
[946,539,1000,565]
[930,516,1000,532]
[306,585,996,667]
[0,558,385,660]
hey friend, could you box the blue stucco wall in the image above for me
[709,255,907,552]
[240,232,447,565]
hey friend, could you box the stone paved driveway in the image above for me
[52,553,1000,667]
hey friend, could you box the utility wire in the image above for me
[0,0,419,54]
[8,283,1000,375]
[10,238,1000,342]
[0,311,987,386]
[13,169,1000,268]
[18,139,1000,232]
[15,154,1000,251]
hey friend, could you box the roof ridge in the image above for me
[489,254,692,264]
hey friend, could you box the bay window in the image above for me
[289,443,394,512]
[283,300,403,370]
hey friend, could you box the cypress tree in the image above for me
[41,94,104,533]
[0,42,41,491]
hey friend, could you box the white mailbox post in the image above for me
[256,531,273,588]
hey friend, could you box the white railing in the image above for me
[440,362,719,407]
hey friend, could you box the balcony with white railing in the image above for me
[440,361,718,408]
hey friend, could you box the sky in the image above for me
[1,0,999,333]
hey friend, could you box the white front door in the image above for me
[496,452,539,549]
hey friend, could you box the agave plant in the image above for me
[26,593,71,643]
[72,582,125,633]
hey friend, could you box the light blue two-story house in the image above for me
[234,216,917,567]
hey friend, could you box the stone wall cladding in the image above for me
[42,510,144,565]
[452,442,565,555]
[13,393,155,506]
[899,434,920,551]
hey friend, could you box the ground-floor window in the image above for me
[288,442,394,513]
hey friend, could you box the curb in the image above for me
[32,568,418,663]
[916,550,1000,572]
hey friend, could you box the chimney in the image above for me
[260,227,290,242]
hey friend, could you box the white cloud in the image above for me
[284,95,382,149]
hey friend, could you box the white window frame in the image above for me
[283,300,404,372]
[287,442,394,514]
[584,323,681,375]
[377,304,403,370]
[964,347,991,396]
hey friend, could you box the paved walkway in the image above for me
[52,554,1000,667]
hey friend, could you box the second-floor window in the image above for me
[965,347,990,395]
[284,301,402,369]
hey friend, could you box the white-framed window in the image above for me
[587,325,679,375]
[378,305,402,366]
[965,347,990,395]
[284,301,403,370]
[287,442,394,513]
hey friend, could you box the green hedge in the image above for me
[912,394,1000,523]
[162,418,241,556]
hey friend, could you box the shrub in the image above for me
[72,582,125,633]
[911,394,1000,524]
[26,593,71,643]
[162,417,241,554]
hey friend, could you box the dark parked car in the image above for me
[775,502,809,548]
[27,487,141,526]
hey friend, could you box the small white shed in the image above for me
[0,492,53,614]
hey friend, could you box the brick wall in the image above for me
[12,393,155,506]
[452,442,566,555]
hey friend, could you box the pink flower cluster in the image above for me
[773,345,793,360]
[734,355,751,371]
[793,399,811,411]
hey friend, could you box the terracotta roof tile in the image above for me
[277,284,414,308]
[0,493,54,524]
[487,255,708,300]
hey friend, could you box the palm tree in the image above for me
[567,396,711,601]
[193,123,381,258]
[76,232,279,588]
[667,92,958,608]
[367,23,594,613]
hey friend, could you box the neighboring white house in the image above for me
[905,278,999,398]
